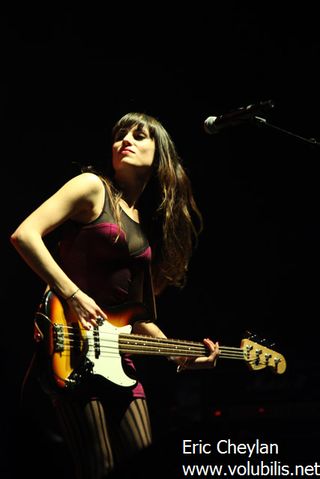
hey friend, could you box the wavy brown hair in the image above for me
[96,112,203,294]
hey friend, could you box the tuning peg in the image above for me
[262,338,276,348]
[245,331,259,342]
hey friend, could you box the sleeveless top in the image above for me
[57,178,154,397]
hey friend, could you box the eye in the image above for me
[134,131,147,140]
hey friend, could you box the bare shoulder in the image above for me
[54,172,106,222]
[63,172,104,196]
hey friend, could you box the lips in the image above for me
[120,148,134,154]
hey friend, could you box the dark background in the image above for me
[2,3,320,477]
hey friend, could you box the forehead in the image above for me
[129,123,149,133]
[113,119,154,138]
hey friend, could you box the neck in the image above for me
[114,181,148,209]
[113,169,151,207]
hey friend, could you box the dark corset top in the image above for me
[58,181,151,308]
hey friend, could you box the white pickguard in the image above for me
[85,320,136,387]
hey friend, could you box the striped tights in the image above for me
[53,396,152,479]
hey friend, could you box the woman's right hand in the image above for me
[66,289,108,330]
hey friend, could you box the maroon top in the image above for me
[57,179,153,397]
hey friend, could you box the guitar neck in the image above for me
[119,333,244,361]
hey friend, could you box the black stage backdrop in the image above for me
[2,4,320,478]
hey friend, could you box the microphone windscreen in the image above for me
[204,116,218,134]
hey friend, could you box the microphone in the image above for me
[204,100,275,134]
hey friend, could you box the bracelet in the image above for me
[65,288,80,301]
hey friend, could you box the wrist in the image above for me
[65,287,80,301]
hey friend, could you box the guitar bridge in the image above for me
[53,323,64,352]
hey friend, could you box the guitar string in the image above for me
[51,338,281,368]
[40,323,278,358]
[52,341,246,359]
[50,326,247,358]
[48,337,262,362]
[54,350,249,361]
[52,349,276,370]
[51,323,250,352]
[38,318,281,364]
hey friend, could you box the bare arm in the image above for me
[10,172,108,329]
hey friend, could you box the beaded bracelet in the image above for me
[66,288,80,301]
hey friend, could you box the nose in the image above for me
[122,132,134,144]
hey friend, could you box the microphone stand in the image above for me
[253,116,320,148]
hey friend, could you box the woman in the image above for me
[10,112,219,478]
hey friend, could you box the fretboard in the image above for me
[118,333,245,361]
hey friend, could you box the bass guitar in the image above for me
[33,290,286,389]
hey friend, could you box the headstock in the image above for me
[241,333,286,374]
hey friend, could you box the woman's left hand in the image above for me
[176,338,219,371]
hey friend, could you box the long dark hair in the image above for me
[87,112,203,294]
